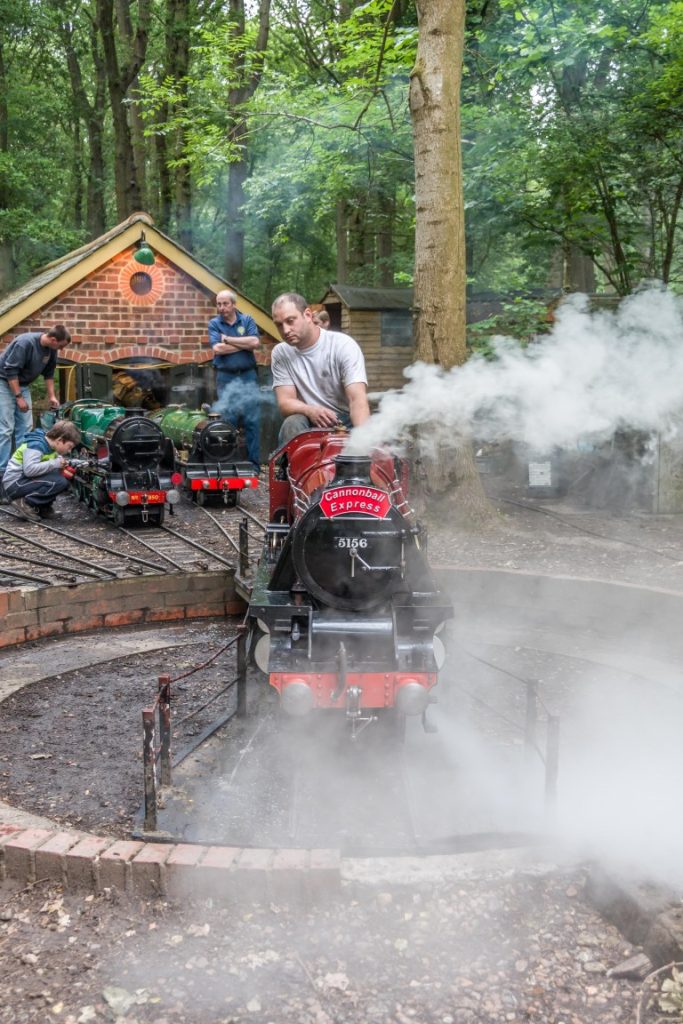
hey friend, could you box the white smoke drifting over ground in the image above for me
[348,287,683,454]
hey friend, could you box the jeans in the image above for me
[277,412,352,448]
[0,380,33,475]
[214,370,261,468]
[4,472,69,507]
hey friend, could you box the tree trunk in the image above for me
[166,0,192,248]
[61,19,107,237]
[0,36,15,290]
[155,128,173,230]
[377,190,396,287]
[225,131,249,286]
[410,0,467,370]
[222,0,271,284]
[130,75,148,206]
[96,0,151,218]
[409,0,491,519]
[565,242,595,292]
[335,199,349,283]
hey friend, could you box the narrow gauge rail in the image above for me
[0,500,266,587]
[120,503,266,576]
[0,507,144,586]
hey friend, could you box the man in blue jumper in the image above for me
[208,290,261,471]
[0,325,71,497]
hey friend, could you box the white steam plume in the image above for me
[348,287,683,454]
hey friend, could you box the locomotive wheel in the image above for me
[112,506,126,527]
[196,490,207,507]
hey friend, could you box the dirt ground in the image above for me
[2,489,682,1022]
[0,864,655,1024]
[0,623,241,838]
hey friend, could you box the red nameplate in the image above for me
[319,485,391,519]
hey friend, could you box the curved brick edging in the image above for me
[0,824,341,903]
[0,571,246,649]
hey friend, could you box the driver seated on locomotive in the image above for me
[270,293,370,447]
[2,420,81,521]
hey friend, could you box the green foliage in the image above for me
[464,0,683,294]
[3,0,683,314]
[467,297,552,358]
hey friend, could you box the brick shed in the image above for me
[0,212,278,404]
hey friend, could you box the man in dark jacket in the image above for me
[0,325,71,493]
[208,291,261,470]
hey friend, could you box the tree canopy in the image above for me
[1,0,682,308]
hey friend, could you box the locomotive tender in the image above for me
[249,428,453,734]
[149,406,258,506]
[58,399,180,526]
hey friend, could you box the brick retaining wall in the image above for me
[0,571,246,648]
[0,824,341,903]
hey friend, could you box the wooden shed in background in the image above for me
[319,285,414,393]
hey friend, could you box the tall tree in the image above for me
[59,15,108,237]
[410,0,466,368]
[410,0,491,515]
[96,0,151,218]
[223,0,271,286]
[0,30,12,291]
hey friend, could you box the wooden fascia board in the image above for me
[0,225,148,337]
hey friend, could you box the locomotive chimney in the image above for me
[332,454,372,485]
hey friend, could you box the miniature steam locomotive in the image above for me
[248,429,452,735]
[57,400,180,526]
[149,406,258,506]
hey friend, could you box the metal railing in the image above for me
[141,628,248,832]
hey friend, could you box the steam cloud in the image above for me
[348,287,683,454]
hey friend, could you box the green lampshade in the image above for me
[134,240,155,265]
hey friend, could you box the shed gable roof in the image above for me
[321,285,413,311]
[0,212,277,338]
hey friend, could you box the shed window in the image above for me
[130,271,153,296]
[380,310,412,347]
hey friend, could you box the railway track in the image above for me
[0,499,267,588]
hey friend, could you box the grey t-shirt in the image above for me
[271,329,367,416]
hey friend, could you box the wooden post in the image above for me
[237,627,247,718]
[239,517,249,576]
[158,675,172,787]
[142,708,157,831]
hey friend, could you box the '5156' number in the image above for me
[335,537,368,549]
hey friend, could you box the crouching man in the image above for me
[3,420,81,521]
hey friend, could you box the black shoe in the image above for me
[0,483,9,504]
[14,497,43,522]
[39,504,62,520]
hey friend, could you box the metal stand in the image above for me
[142,675,174,832]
